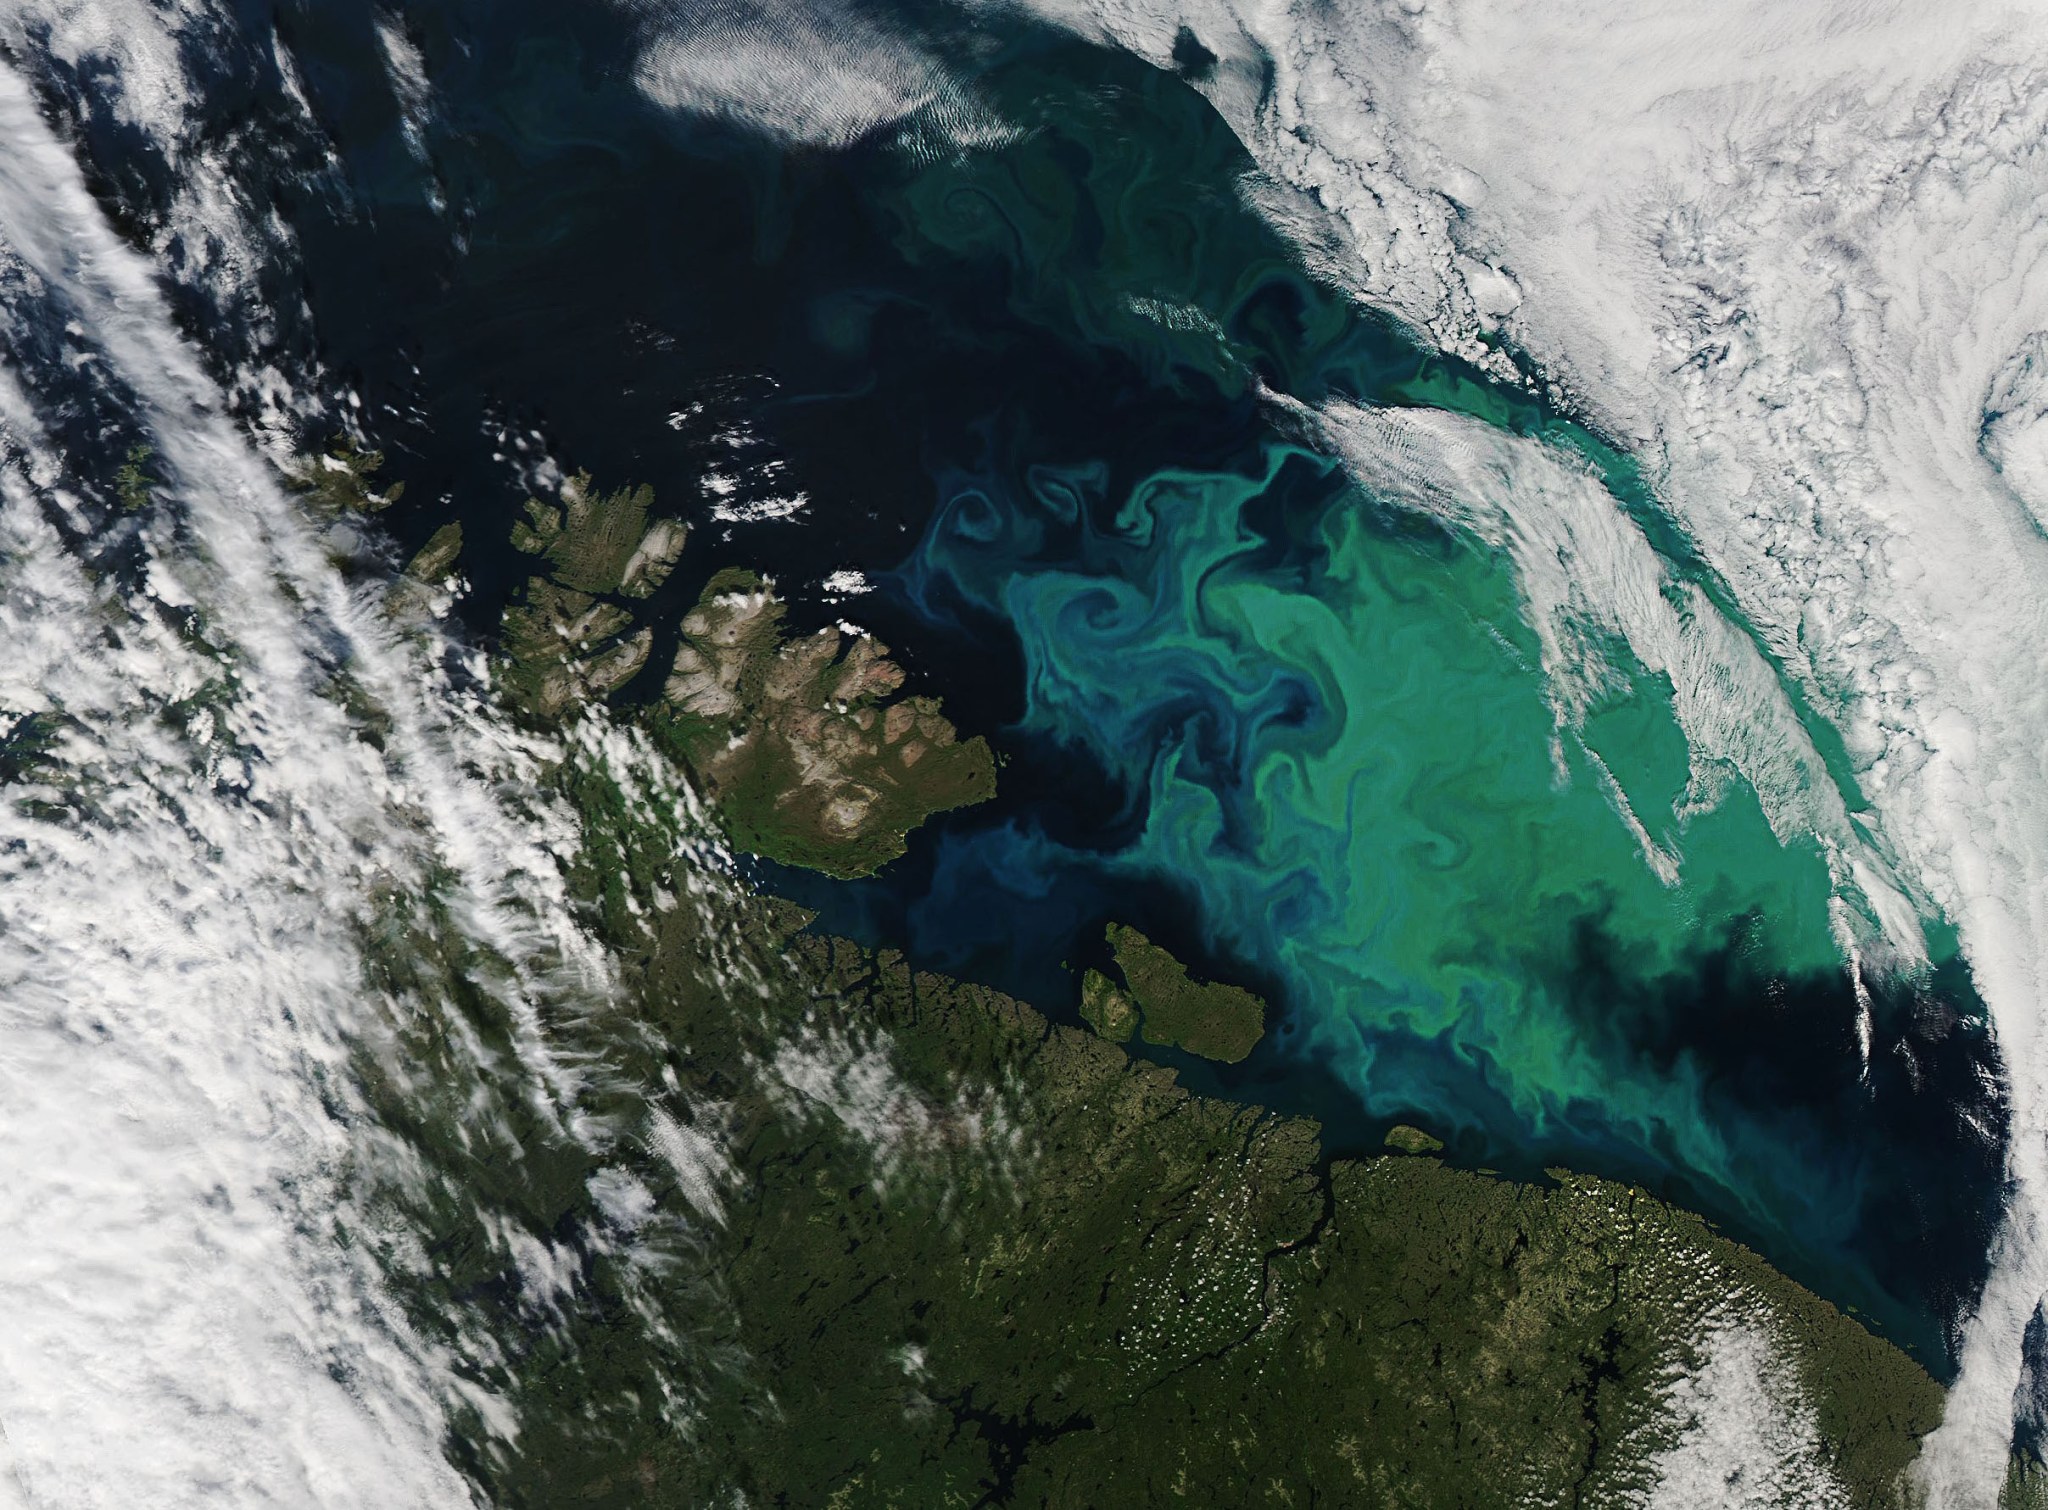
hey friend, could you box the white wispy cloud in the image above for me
[769,1024,1029,1202]
[1304,396,1925,972]
[623,0,1014,152]
[0,31,676,1503]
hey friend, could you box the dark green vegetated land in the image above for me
[291,438,404,516]
[2009,1458,2048,1510]
[1078,963,1138,1044]
[1104,922,1265,1063]
[496,898,1941,1508]
[497,474,685,716]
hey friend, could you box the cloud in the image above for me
[624,0,1011,151]
[1644,1315,1850,1509]
[0,37,653,1503]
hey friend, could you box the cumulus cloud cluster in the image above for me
[624,0,1011,151]
[1643,1316,1851,1509]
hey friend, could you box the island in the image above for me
[1082,922,1266,1063]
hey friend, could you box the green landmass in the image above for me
[383,521,465,625]
[652,568,995,878]
[1079,965,1137,1042]
[499,474,685,717]
[290,436,405,515]
[1385,1123,1445,1155]
[114,443,155,512]
[405,521,464,584]
[484,650,1942,1507]
[502,576,652,716]
[510,472,686,600]
[482,879,1942,1509]
[1104,922,1265,1063]
[2007,1456,2048,1510]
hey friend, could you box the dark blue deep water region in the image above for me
[136,0,2008,1371]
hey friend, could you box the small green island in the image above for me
[499,474,686,716]
[290,436,406,516]
[1385,1123,1446,1155]
[1082,922,1266,1062]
